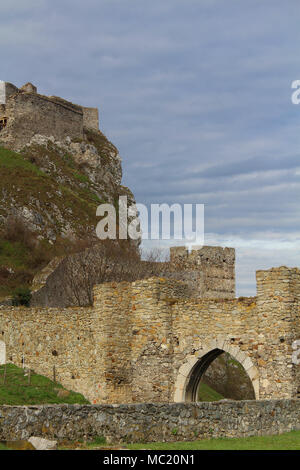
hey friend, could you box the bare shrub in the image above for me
[2,215,36,250]
[60,240,171,306]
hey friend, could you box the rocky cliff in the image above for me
[0,127,137,297]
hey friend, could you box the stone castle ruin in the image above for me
[0,245,299,405]
[0,80,99,148]
[30,245,235,308]
[0,80,299,411]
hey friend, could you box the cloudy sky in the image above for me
[1,0,300,295]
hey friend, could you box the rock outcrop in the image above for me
[0,128,137,243]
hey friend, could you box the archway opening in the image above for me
[185,349,256,402]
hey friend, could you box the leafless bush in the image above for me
[61,240,171,306]
[1,215,36,250]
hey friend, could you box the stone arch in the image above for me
[0,340,6,365]
[174,338,259,402]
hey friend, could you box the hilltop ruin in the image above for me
[0,81,99,149]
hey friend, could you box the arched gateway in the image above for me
[174,342,259,402]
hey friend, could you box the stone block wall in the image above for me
[0,267,299,405]
[0,306,99,403]
[0,400,299,443]
[130,278,190,403]
[256,267,300,399]
[0,81,18,105]
[93,282,133,404]
[30,245,236,308]
[1,91,84,149]
[169,246,235,299]
[82,106,99,130]
[0,81,104,149]
[0,82,5,105]
[91,267,299,404]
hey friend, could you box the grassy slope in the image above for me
[0,145,100,232]
[0,144,102,297]
[0,364,89,405]
[128,431,300,450]
[198,382,224,401]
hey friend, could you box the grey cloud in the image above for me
[1,0,300,294]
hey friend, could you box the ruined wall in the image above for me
[92,282,133,404]
[169,246,235,299]
[31,245,236,308]
[0,82,5,105]
[0,267,299,405]
[1,92,84,149]
[93,267,299,404]
[0,81,102,148]
[0,306,99,403]
[256,267,300,399]
[0,400,299,443]
[82,106,99,130]
[0,82,18,105]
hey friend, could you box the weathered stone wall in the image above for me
[0,340,5,365]
[0,82,18,105]
[1,91,84,149]
[0,306,100,403]
[169,246,235,299]
[0,266,299,404]
[0,400,299,443]
[82,106,99,130]
[93,282,133,404]
[0,81,103,149]
[0,82,6,105]
[30,245,236,308]
[92,267,299,404]
[256,267,300,399]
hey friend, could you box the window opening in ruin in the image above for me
[0,117,7,131]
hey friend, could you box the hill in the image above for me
[0,128,137,298]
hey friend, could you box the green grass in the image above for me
[128,430,300,450]
[58,436,107,450]
[0,239,27,269]
[0,143,106,296]
[0,146,45,176]
[0,443,11,450]
[198,382,224,402]
[0,364,90,405]
[73,171,90,183]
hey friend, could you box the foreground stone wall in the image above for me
[0,400,299,443]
